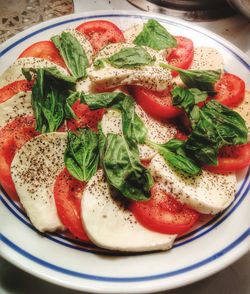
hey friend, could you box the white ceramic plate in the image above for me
[0,10,249,294]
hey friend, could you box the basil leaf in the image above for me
[93,59,105,69]
[81,91,127,110]
[134,19,177,50]
[51,32,88,79]
[202,100,248,146]
[64,92,81,120]
[25,67,76,133]
[172,87,207,128]
[190,88,208,104]
[147,139,201,175]
[178,69,221,92]
[161,63,221,92]
[65,129,99,181]
[107,46,155,69]
[103,133,154,201]
[82,91,147,143]
[31,69,66,133]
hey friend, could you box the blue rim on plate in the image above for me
[0,12,249,287]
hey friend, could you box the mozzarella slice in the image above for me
[234,91,250,133]
[124,23,144,43]
[0,91,32,128]
[11,132,67,232]
[173,47,224,87]
[82,169,176,252]
[0,57,68,88]
[58,29,93,63]
[149,154,236,214]
[76,77,94,94]
[136,105,177,144]
[101,106,177,160]
[88,43,172,91]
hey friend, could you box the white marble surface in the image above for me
[1,1,249,293]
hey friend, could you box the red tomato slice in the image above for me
[54,168,89,241]
[205,143,250,174]
[67,100,105,132]
[0,116,38,200]
[18,41,67,69]
[166,36,194,77]
[76,20,125,53]
[214,73,245,107]
[132,86,183,120]
[130,184,199,235]
[0,80,34,104]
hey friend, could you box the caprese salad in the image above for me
[0,19,249,252]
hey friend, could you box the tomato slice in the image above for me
[214,73,245,107]
[130,184,199,235]
[18,41,67,69]
[166,36,194,77]
[0,80,34,104]
[205,143,250,174]
[132,86,183,120]
[67,100,105,132]
[0,116,38,200]
[54,168,89,241]
[76,20,125,53]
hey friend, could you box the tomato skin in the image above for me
[166,36,194,77]
[205,143,250,174]
[214,73,245,107]
[0,116,38,200]
[18,41,67,69]
[67,100,105,132]
[76,20,125,53]
[130,185,199,235]
[132,86,183,120]
[0,80,34,104]
[54,168,89,241]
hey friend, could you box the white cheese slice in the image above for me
[0,57,69,88]
[59,29,93,63]
[87,43,172,91]
[124,23,144,43]
[173,47,224,86]
[149,154,236,214]
[82,169,176,252]
[101,106,177,160]
[11,132,67,232]
[76,77,94,94]
[0,91,32,128]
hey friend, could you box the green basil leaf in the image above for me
[172,86,195,113]
[147,139,201,175]
[51,32,88,79]
[93,59,105,69]
[65,129,99,181]
[161,63,221,92]
[107,46,155,69]
[178,69,221,92]
[189,88,208,104]
[82,91,147,143]
[81,91,127,109]
[64,92,82,120]
[202,100,248,146]
[133,19,177,50]
[103,133,154,201]
[25,67,76,133]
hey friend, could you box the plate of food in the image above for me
[0,10,249,294]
